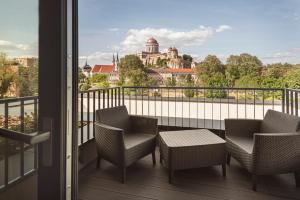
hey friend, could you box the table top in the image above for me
[159,129,226,148]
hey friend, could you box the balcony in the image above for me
[0,87,299,199]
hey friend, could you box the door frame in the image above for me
[38,0,78,199]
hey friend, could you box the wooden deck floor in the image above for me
[79,149,300,200]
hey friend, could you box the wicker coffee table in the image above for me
[159,129,226,183]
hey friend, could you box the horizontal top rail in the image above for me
[78,87,120,94]
[0,96,38,104]
[122,86,284,91]
[0,128,50,145]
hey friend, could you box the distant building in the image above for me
[137,37,196,69]
[82,60,92,77]
[152,68,196,84]
[15,57,37,67]
[91,54,119,84]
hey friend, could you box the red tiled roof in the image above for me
[166,68,194,73]
[92,65,115,73]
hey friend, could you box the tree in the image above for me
[78,67,86,83]
[17,60,39,97]
[182,54,193,62]
[0,53,14,98]
[195,55,227,88]
[79,83,91,91]
[165,77,176,87]
[90,74,109,88]
[226,53,263,87]
[119,55,150,86]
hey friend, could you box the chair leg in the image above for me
[96,154,101,169]
[121,167,126,184]
[252,174,257,191]
[222,164,226,177]
[295,172,300,187]
[152,151,156,165]
[227,153,231,166]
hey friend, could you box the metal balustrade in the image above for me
[0,86,299,191]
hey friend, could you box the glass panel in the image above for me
[0,0,39,190]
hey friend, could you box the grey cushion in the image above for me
[260,110,300,133]
[96,106,130,133]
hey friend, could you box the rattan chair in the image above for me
[225,110,300,191]
[94,106,158,183]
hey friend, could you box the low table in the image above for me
[159,129,226,183]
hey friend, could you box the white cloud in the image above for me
[108,28,119,32]
[216,25,232,33]
[260,48,300,64]
[0,40,31,51]
[79,51,115,66]
[120,25,232,54]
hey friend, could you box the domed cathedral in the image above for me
[146,37,159,53]
[137,37,195,69]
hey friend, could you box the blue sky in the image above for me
[0,0,299,65]
[79,0,300,65]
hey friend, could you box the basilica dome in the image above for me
[147,37,158,44]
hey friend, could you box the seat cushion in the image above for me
[260,110,300,133]
[124,133,156,166]
[226,135,253,172]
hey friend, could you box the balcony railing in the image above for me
[0,87,299,191]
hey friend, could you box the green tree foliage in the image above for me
[183,75,195,98]
[182,54,193,62]
[0,53,14,98]
[17,60,39,97]
[79,83,91,91]
[119,55,152,86]
[226,53,263,87]
[90,74,110,88]
[78,67,86,83]
[165,77,176,87]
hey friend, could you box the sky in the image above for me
[0,0,300,66]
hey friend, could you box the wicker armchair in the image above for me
[225,110,300,191]
[94,106,158,183]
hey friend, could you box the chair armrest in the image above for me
[252,133,300,175]
[94,122,125,150]
[225,119,262,138]
[129,115,158,135]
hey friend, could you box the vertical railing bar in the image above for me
[175,88,177,127]
[227,89,230,119]
[87,92,90,140]
[80,93,84,144]
[121,87,124,106]
[168,88,169,127]
[272,90,275,110]
[254,90,256,119]
[20,99,25,177]
[4,102,9,186]
[107,89,110,108]
[142,88,144,116]
[211,90,214,130]
[148,88,150,116]
[244,90,247,118]
[115,88,117,107]
[111,88,114,107]
[98,90,101,110]
[135,88,137,115]
[103,89,106,109]
[236,90,239,118]
[188,89,190,128]
[282,89,285,113]
[286,89,289,114]
[219,89,222,130]
[154,88,157,117]
[181,88,184,127]
[129,88,131,114]
[291,91,294,115]
[33,98,38,169]
[93,91,96,137]
[196,88,199,128]
[262,90,265,117]
[204,89,206,129]
[295,92,299,116]
[161,88,163,125]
